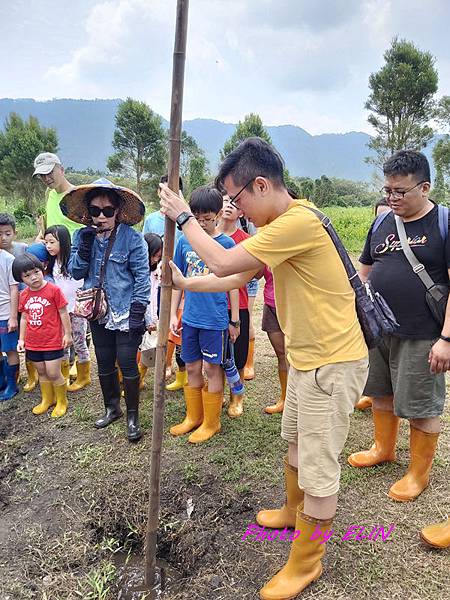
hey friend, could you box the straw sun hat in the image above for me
[60,178,145,226]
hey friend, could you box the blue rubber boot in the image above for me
[0,355,7,392]
[0,363,19,401]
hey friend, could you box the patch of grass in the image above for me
[323,206,373,253]
[72,403,94,423]
[77,561,117,600]
[75,444,106,468]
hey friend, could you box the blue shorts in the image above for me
[246,278,259,297]
[0,320,19,352]
[181,323,228,365]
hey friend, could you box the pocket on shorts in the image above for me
[313,364,336,397]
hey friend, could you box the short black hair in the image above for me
[0,213,16,231]
[84,188,123,209]
[383,150,431,184]
[189,185,223,214]
[12,253,44,283]
[216,137,285,192]
[160,174,184,193]
[374,198,389,216]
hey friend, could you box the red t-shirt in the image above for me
[19,282,68,351]
[228,228,250,310]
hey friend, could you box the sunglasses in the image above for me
[88,205,116,218]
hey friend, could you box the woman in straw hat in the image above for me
[62,179,150,442]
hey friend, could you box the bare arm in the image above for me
[170,288,183,336]
[358,264,372,283]
[17,313,27,352]
[428,267,450,374]
[170,261,257,292]
[58,306,73,348]
[8,284,18,332]
[159,184,264,276]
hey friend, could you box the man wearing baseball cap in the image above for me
[33,152,81,238]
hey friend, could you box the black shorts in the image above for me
[26,349,64,362]
[228,308,250,371]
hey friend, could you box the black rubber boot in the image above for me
[123,375,142,442]
[95,369,123,428]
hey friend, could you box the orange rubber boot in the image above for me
[348,409,399,467]
[169,385,203,436]
[388,426,439,502]
[355,396,373,410]
[259,511,332,600]
[257,457,304,529]
[244,338,255,380]
[265,368,288,414]
[420,518,450,549]
[188,387,222,444]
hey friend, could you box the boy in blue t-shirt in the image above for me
[170,185,240,443]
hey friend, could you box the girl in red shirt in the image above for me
[13,253,72,417]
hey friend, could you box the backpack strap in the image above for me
[371,209,391,235]
[437,204,449,243]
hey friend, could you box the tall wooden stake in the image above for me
[145,0,189,588]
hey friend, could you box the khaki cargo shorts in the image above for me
[281,357,369,497]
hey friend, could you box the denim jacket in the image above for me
[69,224,150,329]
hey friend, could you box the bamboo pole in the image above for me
[144,0,189,588]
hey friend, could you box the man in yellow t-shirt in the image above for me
[32,152,81,239]
[159,137,368,600]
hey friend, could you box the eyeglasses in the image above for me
[380,180,427,200]
[88,205,116,218]
[228,178,256,209]
[194,213,218,224]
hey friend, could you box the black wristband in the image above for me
[439,334,450,342]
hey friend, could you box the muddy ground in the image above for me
[1,297,449,600]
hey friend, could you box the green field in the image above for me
[323,206,373,253]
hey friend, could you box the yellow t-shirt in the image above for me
[242,200,367,370]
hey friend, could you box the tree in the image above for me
[432,97,450,204]
[0,113,58,214]
[187,155,210,194]
[365,38,438,167]
[220,113,272,160]
[312,176,337,207]
[180,131,204,176]
[107,98,167,196]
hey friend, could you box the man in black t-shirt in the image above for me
[348,150,449,505]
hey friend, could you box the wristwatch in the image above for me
[229,320,241,327]
[176,211,194,230]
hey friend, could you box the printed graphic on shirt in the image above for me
[374,234,428,255]
[186,251,210,278]
[24,295,51,326]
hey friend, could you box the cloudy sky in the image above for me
[1,0,450,135]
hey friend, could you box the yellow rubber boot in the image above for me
[420,517,450,549]
[170,385,203,436]
[265,368,287,414]
[32,381,55,415]
[259,511,332,600]
[138,363,148,390]
[61,359,70,386]
[188,388,222,444]
[23,360,39,392]
[348,408,399,467]
[388,426,439,502]
[67,361,91,392]
[244,338,255,380]
[51,382,68,418]
[355,396,373,410]
[166,369,188,391]
[257,457,304,529]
